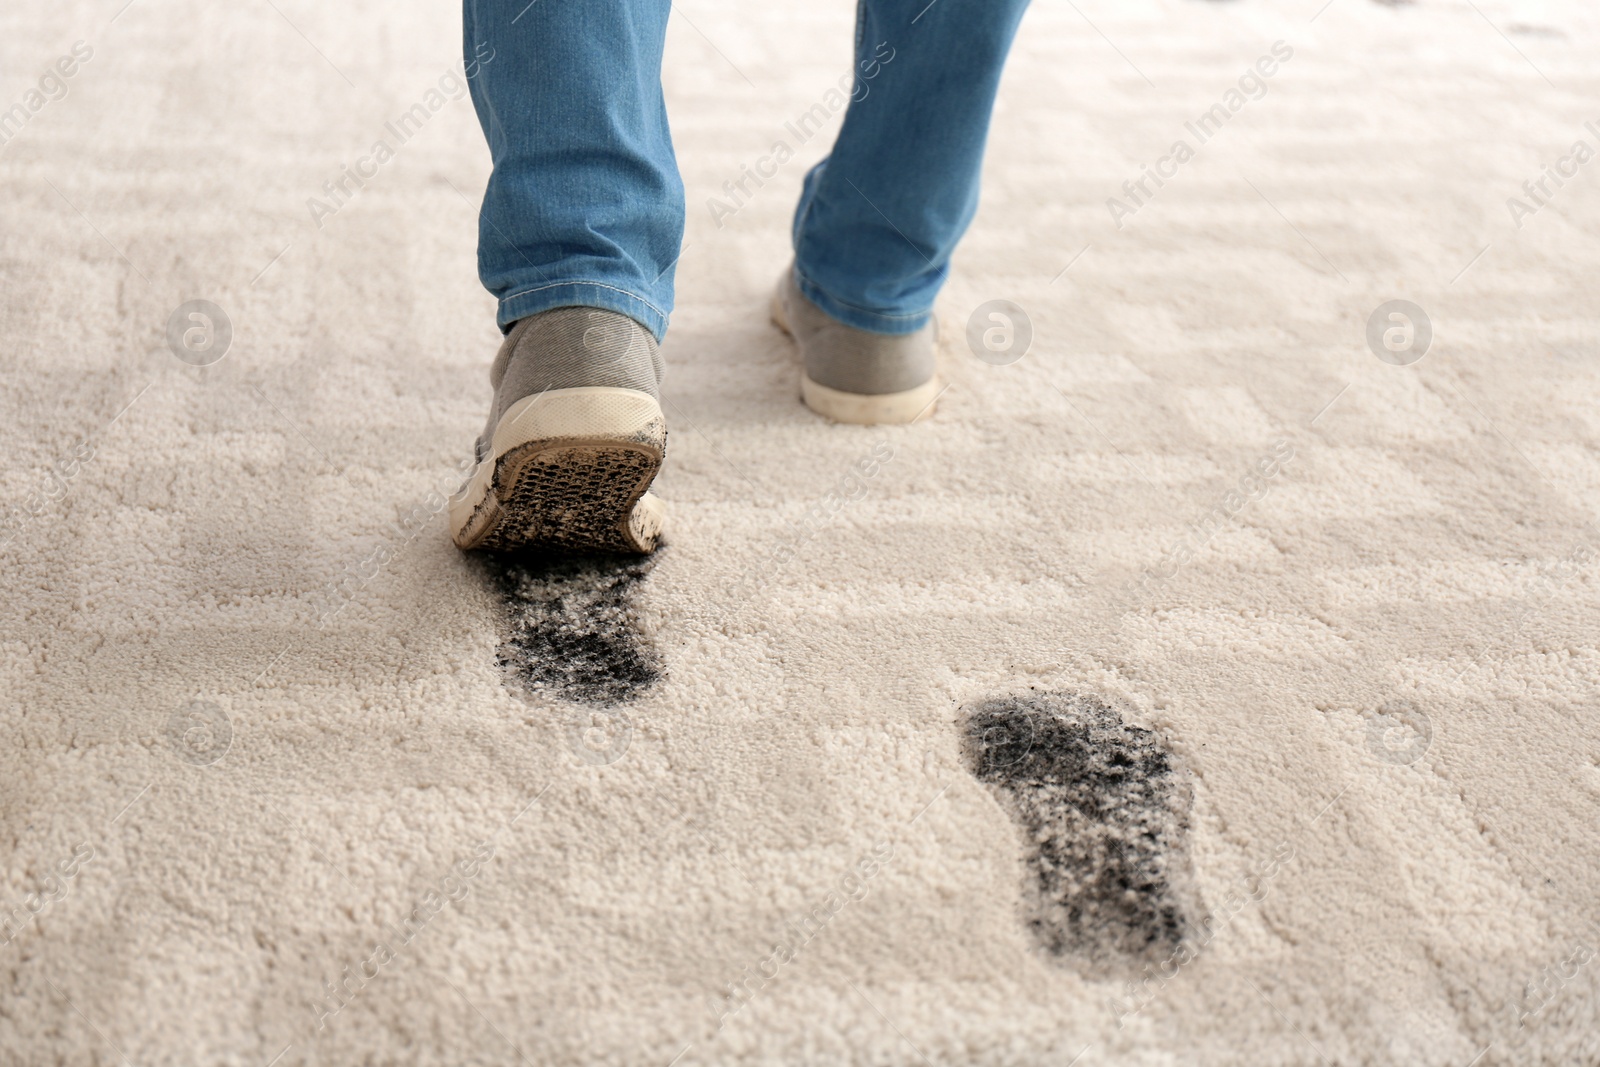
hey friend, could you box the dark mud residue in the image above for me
[482,549,662,706]
[961,691,1194,970]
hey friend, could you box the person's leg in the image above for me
[463,0,681,340]
[791,0,1032,335]
[452,0,677,554]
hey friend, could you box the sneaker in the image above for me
[450,308,667,554]
[770,266,940,425]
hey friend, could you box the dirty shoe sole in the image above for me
[769,287,940,426]
[450,387,667,553]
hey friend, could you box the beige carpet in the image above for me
[4,0,1600,1063]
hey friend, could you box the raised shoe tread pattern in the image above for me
[469,418,666,553]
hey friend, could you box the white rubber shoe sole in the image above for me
[798,375,942,425]
[449,387,667,554]
[770,288,940,426]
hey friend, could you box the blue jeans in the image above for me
[463,0,1031,340]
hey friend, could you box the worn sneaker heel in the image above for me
[771,268,940,425]
[451,308,668,554]
[450,387,667,553]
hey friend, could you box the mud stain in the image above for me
[960,690,1194,970]
[481,549,663,706]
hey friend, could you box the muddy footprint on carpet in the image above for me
[961,691,1195,972]
[482,549,662,706]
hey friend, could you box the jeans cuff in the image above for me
[792,268,932,336]
[497,281,670,341]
